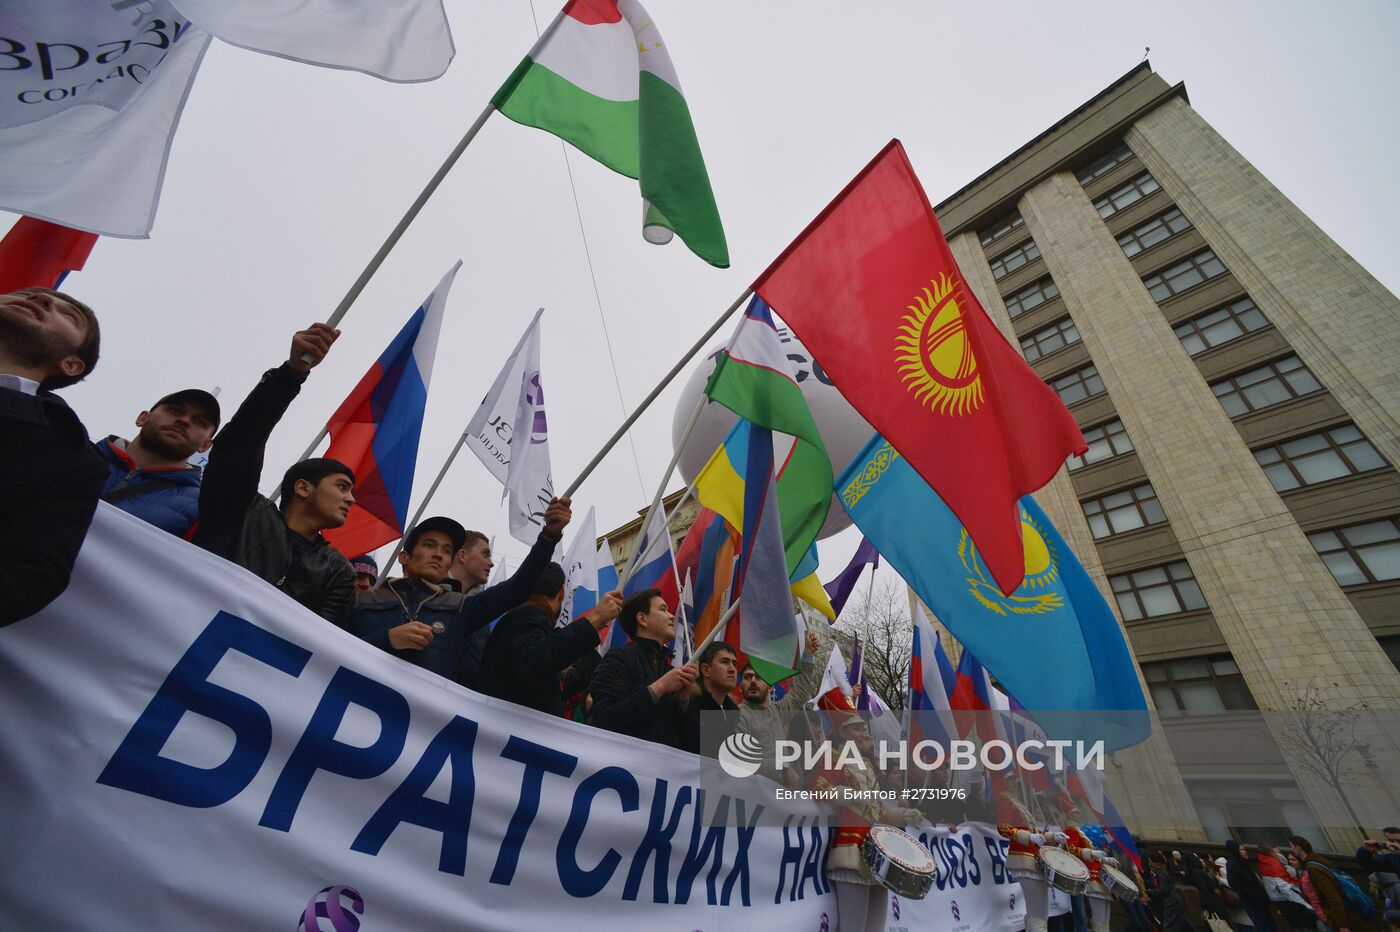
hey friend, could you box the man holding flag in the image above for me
[193,323,356,622]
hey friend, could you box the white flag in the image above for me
[464,309,555,545]
[557,506,599,629]
[0,0,452,236]
[167,0,452,82]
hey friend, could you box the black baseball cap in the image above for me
[151,388,221,429]
[405,516,467,554]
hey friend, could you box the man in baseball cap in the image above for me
[93,387,222,537]
[343,501,573,684]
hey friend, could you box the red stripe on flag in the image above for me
[563,0,622,25]
[0,217,98,293]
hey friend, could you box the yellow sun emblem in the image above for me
[895,274,985,417]
[959,509,1063,616]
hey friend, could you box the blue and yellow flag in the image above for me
[837,434,1148,749]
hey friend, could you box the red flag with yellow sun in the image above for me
[753,140,1085,595]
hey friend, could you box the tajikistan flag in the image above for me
[492,0,728,267]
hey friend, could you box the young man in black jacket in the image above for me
[689,640,741,757]
[477,562,622,715]
[193,323,357,622]
[587,588,698,750]
[0,287,105,626]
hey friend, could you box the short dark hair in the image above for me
[530,562,566,599]
[19,287,100,390]
[1288,835,1313,854]
[739,662,757,677]
[462,530,489,551]
[697,640,736,671]
[619,588,663,639]
[1383,826,1400,834]
[280,458,355,506]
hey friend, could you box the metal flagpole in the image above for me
[560,288,752,500]
[373,432,469,586]
[611,302,753,590]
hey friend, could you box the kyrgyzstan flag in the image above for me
[753,140,1085,595]
[322,262,459,559]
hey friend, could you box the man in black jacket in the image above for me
[1225,839,1279,932]
[689,640,741,757]
[193,323,357,622]
[477,562,622,715]
[587,588,697,750]
[345,508,572,683]
[0,287,105,626]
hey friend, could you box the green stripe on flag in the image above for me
[493,59,640,179]
[637,72,728,268]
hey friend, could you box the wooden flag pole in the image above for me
[560,288,752,500]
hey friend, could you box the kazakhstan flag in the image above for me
[838,435,1148,749]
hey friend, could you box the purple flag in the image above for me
[822,537,879,619]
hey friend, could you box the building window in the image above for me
[1005,276,1060,317]
[1076,144,1134,185]
[979,211,1025,247]
[1093,171,1161,218]
[990,239,1041,280]
[1050,364,1105,406]
[1307,518,1400,586]
[1020,316,1080,362]
[1117,207,1193,258]
[1067,419,1134,470]
[1142,654,1257,714]
[1174,298,1269,355]
[1109,561,1207,621]
[1081,483,1167,539]
[1211,355,1323,418]
[1142,249,1228,302]
[1253,424,1389,492]
[1380,635,1400,673]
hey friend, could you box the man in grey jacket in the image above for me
[735,627,821,786]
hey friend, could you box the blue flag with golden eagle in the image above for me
[838,434,1148,750]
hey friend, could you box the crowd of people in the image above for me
[4,286,1397,932]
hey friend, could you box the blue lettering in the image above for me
[260,667,409,831]
[963,831,982,884]
[350,716,478,875]
[983,834,1008,883]
[797,819,824,902]
[490,736,577,886]
[774,813,805,905]
[623,779,692,903]
[722,799,762,907]
[97,611,309,808]
[678,791,729,906]
[556,766,639,898]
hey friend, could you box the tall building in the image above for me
[602,63,1399,849]
[932,63,1400,849]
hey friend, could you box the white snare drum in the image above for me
[1037,846,1090,895]
[861,825,937,900]
[1098,864,1137,902]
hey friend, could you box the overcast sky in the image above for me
[12,0,1399,578]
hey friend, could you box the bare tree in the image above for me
[1273,679,1372,836]
[835,578,912,711]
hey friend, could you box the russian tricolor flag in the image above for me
[323,262,459,559]
[908,603,957,747]
[624,504,677,600]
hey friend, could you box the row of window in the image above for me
[1005,275,1060,318]
[990,239,1041,280]
[1094,170,1161,219]
[979,211,1024,247]
[1083,482,1166,539]
[1174,297,1268,356]
[1119,207,1193,258]
[1143,248,1227,302]
[1076,144,1135,186]
[1142,654,1256,714]
[1309,518,1400,587]
[1211,354,1321,418]
[1019,316,1080,362]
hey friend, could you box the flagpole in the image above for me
[560,288,752,500]
[374,433,469,586]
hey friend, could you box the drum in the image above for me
[1098,863,1138,902]
[861,825,937,900]
[1037,846,1090,895]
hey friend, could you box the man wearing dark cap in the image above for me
[343,501,572,683]
[95,388,220,537]
[193,323,357,623]
[349,554,379,592]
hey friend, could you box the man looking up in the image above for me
[477,561,622,715]
[0,287,105,625]
[193,324,356,623]
[690,640,740,757]
[95,388,219,537]
[345,501,572,684]
[588,588,697,750]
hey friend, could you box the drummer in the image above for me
[812,690,923,932]
[997,793,1061,932]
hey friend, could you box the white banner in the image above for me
[885,823,1027,932]
[464,308,556,545]
[0,507,836,930]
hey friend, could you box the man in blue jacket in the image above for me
[95,388,219,537]
[344,502,571,683]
